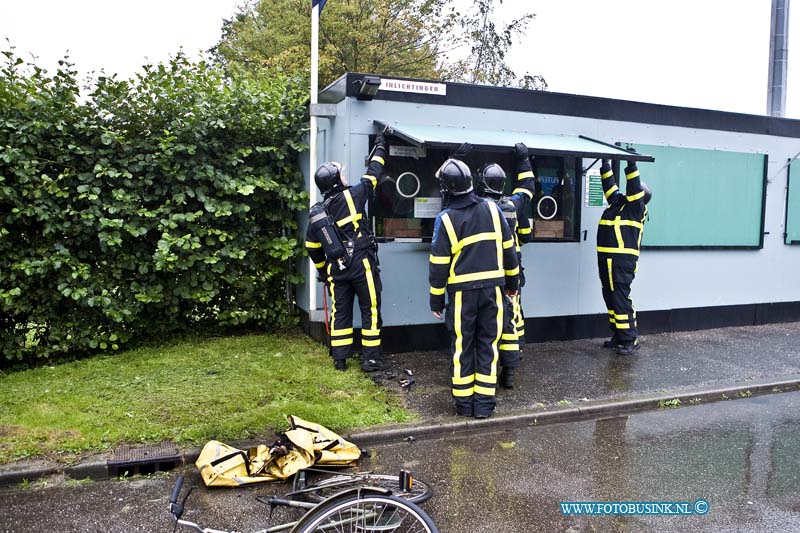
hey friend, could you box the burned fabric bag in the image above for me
[196,415,360,487]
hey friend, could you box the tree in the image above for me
[212,0,545,90]
[442,0,547,90]
[213,0,444,88]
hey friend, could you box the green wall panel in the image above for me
[630,144,766,248]
[786,158,800,244]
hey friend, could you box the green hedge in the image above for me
[0,51,308,363]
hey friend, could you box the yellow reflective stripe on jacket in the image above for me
[605,185,619,198]
[626,169,640,180]
[627,190,645,202]
[502,239,514,249]
[505,266,520,277]
[517,227,531,234]
[305,240,322,248]
[512,187,533,199]
[371,155,385,166]
[441,212,458,251]
[453,232,497,253]
[489,202,503,276]
[518,170,534,179]
[602,170,614,179]
[598,219,644,230]
[448,269,504,284]
[430,286,446,295]
[314,260,326,269]
[607,258,614,292]
[613,217,624,249]
[597,246,640,256]
[336,189,361,230]
[429,254,451,265]
[362,174,377,188]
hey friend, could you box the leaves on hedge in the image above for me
[0,51,308,363]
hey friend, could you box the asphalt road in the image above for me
[3,391,800,532]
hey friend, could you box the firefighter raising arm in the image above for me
[510,142,537,244]
[500,208,520,297]
[358,129,387,192]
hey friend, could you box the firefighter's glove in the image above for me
[452,142,473,159]
[375,130,386,150]
[514,142,529,161]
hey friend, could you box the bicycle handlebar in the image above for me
[170,475,185,505]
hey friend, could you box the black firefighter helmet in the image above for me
[641,182,653,205]
[314,162,344,195]
[435,158,473,196]
[475,163,506,197]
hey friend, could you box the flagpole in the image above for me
[309,0,320,315]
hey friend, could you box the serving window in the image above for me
[368,121,653,242]
[371,142,582,242]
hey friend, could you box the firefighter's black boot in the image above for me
[333,359,347,371]
[616,339,640,356]
[361,356,391,372]
[499,367,515,389]
[603,335,622,349]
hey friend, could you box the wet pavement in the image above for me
[3,391,800,532]
[389,322,800,419]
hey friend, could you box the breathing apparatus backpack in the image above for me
[309,201,352,271]
[498,196,518,235]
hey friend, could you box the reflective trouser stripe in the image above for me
[363,259,379,332]
[476,286,503,399]
[362,339,381,347]
[328,266,337,334]
[499,344,519,351]
[452,291,467,385]
[331,338,353,346]
[513,294,524,331]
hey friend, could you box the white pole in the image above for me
[309,2,320,314]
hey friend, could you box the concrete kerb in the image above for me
[348,375,800,446]
[2,375,799,488]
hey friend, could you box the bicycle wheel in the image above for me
[304,474,433,505]
[292,491,438,533]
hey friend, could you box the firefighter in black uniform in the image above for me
[474,142,537,389]
[305,132,390,372]
[596,158,652,355]
[429,158,520,418]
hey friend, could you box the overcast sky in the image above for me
[1,0,798,118]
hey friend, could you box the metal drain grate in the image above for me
[108,441,182,478]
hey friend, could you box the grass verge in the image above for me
[0,331,412,464]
